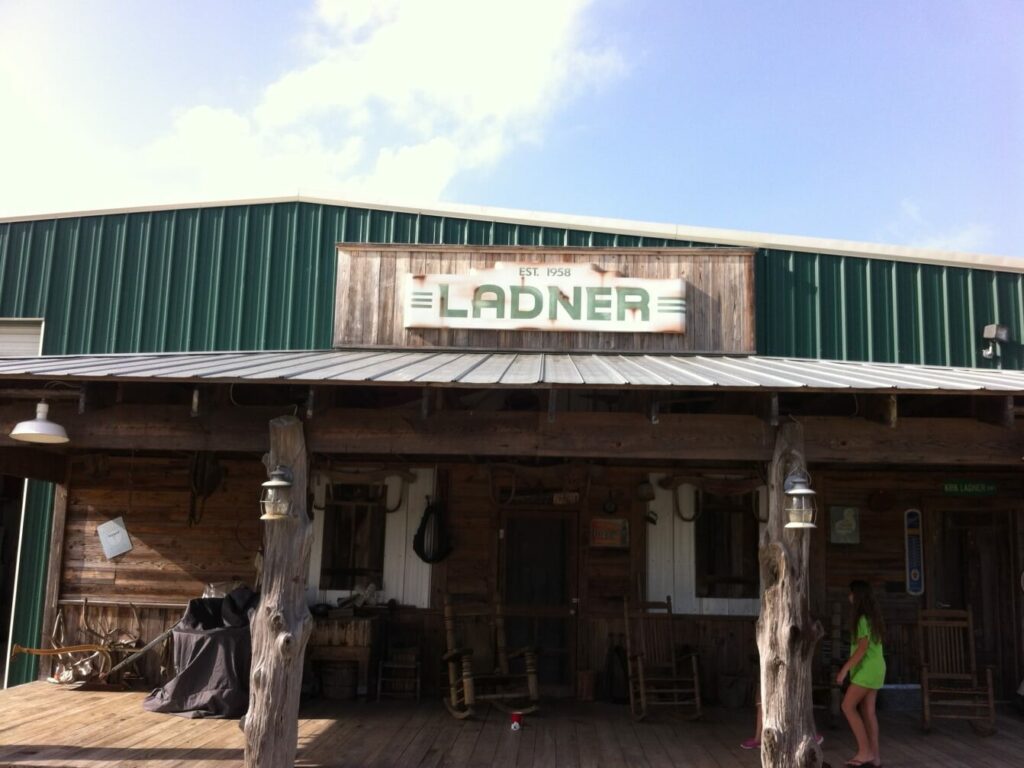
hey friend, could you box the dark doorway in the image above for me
[934,509,1018,697]
[500,508,578,696]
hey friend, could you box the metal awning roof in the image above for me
[0,350,1022,394]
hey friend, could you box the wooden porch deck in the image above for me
[1,682,1023,767]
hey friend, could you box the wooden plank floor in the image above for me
[1,682,1023,767]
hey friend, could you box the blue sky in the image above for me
[0,0,1020,255]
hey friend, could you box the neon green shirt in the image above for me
[850,615,886,689]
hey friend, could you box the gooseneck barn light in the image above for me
[783,470,817,529]
[9,400,69,444]
[260,466,294,521]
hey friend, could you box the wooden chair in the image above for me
[623,596,702,721]
[918,608,996,735]
[441,593,539,719]
[811,603,843,727]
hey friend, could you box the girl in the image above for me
[836,580,886,767]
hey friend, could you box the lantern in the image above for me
[260,466,294,521]
[783,471,816,529]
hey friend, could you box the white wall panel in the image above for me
[646,474,764,617]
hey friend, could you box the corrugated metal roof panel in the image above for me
[543,354,585,385]
[456,353,516,385]
[3,351,1024,393]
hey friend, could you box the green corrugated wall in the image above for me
[4,482,53,685]
[2,200,1022,686]
[755,249,1024,369]
[3,202,1018,364]
[0,202,711,355]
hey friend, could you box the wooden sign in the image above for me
[334,246,756,353]
[403,263,686,334]
[590,516,629,548]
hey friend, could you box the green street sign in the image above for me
[942,480,997,496]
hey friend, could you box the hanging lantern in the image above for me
[783,471,817,529]
[260,466,294,521]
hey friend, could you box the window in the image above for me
[319,483,387,591]
[694,490,759,598]
[0,319,44,356]
[306,469,435,608]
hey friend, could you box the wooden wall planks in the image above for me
[50,454,1024,697]
[61,455,263,603]
[334,246,756,352]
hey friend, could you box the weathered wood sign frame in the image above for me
[334,246,755,352]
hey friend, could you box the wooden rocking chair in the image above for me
[442,593,539,719]
[919,608,996,735]
[623,596,702,721]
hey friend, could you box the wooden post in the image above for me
[244,416,312,768]
[757,422,824,768]
[39,475,70,680]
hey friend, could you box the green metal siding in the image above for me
[5,201,1022,365]
[5,481,53,686]
[0,202,715,356]
[756,250,1024,370]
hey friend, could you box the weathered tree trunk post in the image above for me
[244,415,312,768]
[757,422,824,768]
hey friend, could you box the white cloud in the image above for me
[885,199,992,253]
[914,224,993,253]
[0,1,623,216]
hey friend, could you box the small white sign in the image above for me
[97,516,133,560]
[403,263,686,334]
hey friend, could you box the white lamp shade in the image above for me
[9,401,69,444]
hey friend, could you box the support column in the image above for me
[757,422,824,768]
[244,416,312,768]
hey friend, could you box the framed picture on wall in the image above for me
[829,506,860,544]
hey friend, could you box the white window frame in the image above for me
[646,473,765,616]
[306,468,434,609]
[0,318,45,356]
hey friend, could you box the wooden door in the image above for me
[934,509,1017,697]
[500,508,578,697]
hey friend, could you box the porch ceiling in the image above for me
[0,349,1022,394]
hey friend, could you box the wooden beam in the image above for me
[1,403,1022,465]
[861,393,898,428]
[0,447,68,484]
[38,476,70,680]
[973,395,1014,429]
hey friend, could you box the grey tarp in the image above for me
[143,587,258,718]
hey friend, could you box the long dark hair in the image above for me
[849,580,885,643]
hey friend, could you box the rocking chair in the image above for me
[623,596,702,721]
[441,593,540,719]
[919,608,996,735]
